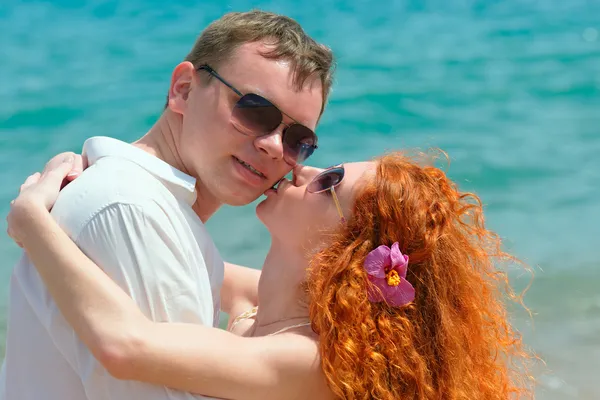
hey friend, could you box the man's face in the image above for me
[169,41,324,207]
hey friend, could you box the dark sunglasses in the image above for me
[197,65,318,165]
[307,165,346,222]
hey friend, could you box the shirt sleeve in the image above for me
[23,200,216,400]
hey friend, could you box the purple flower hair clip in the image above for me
[365,242,415,307]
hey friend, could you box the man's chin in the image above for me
[213,175,274,206]
[221,190,265,207]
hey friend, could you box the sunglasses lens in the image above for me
[283,124,317,164]
[232,94,282,135]
[231,94,317,164]
[307,168,344,193]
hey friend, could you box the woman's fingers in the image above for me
[44,157,77,184]
[20,172,41,193]
[67,154,87,181]
[7,200,25,247]
[39,151,86,183]
[43,152,75,174]
[7,153,81,248]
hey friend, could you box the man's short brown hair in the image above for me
[177,10,335,114]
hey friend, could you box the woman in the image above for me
[7,152,534,399]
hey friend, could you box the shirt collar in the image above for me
[82,136,197,205]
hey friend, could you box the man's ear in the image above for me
[167,61,196,115]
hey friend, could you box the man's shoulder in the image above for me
[51,157,185,237]
[57,156,167,207]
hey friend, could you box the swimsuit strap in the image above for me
[230,306,311,335]
[267,322,312,336]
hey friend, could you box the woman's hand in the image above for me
[7,152,86,247]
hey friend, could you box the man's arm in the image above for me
[19,198,214,399]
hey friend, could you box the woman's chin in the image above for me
[256,199,288,240]
[255,198,272,225]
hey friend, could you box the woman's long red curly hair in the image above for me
[306,152,534,399]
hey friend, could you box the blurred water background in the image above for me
[1,0,599,398]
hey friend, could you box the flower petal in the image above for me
[364,245,390,278]
[390,242,409,278]
[367,275,387,302]
[382,278,415,307]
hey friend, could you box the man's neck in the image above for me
[133,112,188,174]
[132,111,221,222]
[254,241,310,334]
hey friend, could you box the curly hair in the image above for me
[306,152,534,399]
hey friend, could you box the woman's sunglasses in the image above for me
[198,65,318,165]
[306,165,346,222]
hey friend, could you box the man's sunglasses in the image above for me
[307,165,346,222]
[198,65,318,165]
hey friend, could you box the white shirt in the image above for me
[0,136,224,400]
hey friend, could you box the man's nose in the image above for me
[253,125,285,161]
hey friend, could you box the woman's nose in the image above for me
[293,165,324,186]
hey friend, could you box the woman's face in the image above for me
[256,161,375,251]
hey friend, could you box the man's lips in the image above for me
[233,156,267,179]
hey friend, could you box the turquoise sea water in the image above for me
[1,0,599,398]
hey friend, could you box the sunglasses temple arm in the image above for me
[198,65,243,97]
[330,187,346,223]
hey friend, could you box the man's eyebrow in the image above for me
[236,85,305,125]
[235,84,265,97]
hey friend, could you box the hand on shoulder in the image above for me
[7,152,84,247]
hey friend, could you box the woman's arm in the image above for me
[221,262,260,322]
[9,200,328,400]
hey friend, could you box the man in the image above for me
[1,10,334,399]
